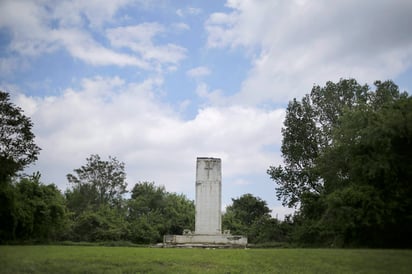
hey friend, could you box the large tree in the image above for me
[65,155,128,242]
[315,96,412,247]
[14,174,68,241]
[69,204,129,242]
[128,182,195,244]
[0,91,41,242]
[66,154,127,211]
[223,193,272,243]
[267,79,406,208]
[0,173,68,242]
[0,91,41,181]
[268,79,411,247]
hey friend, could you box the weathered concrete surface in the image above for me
[195,157,222,235]
[164,234,247,246]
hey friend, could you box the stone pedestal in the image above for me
[163,234,247,247]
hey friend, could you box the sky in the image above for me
[1,0,411,219]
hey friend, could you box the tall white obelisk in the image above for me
[162,157,247,246]
[195,157,222,235]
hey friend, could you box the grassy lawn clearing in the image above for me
[0,246,411,273]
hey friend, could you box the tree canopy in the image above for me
[128,182,195,243]
[222,193,291,244]
[268,79,411,247]
[0,91,41,181]
[66,154,127,210]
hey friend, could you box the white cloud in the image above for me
[48,0,133,28]
[107,23,187,66]
[54,28,148,67]
[173,22,190,31]
[187,66,211,78]
[195,82,225,106]
[176,7,201,17]
[17,76,284,199]
[206,0,412,104]
[0,0,59,56]
[0,0,168,69]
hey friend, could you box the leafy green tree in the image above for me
[0,91,41,181]
[127,182,166,243]
[70,205,129,242]
[223,194,272,243]
[65,183,100,216]
[268,95,322,207]
[128,213,162,244]
[10,174,68,242]
[252,217,290,244]
[127,182,194,244]
[0,91,41,241]
[129,182,167,215]
[66,154,127,210]
[0,178,17,242]
[267,79,371,207]
[315,96,412,247]
[269,79,410,247]
[65,155,128,242]
[163,193,195,235]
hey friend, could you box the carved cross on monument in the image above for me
[204,160,213,178]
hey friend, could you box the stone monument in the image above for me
[163,157,247,247]
[195,157,222,235]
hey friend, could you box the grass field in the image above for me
[0,246,411,273]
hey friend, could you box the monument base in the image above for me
[162,234,248,248]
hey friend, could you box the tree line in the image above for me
[0,153,283,244]
[268,79,412,247]
[1,78,411,247]
[0,156,196,244]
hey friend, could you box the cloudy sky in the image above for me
[1,0,411,219]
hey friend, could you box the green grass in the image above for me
[0,246,411,273]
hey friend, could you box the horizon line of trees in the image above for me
[0,157,285,245]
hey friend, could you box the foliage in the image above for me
[57,179,195,244]
[0,91,41,181]
[0,177,18,242]
[70,206,129,242]
[268,79,411,247]
[226,194,271,227]
[66,154,127,210]
[314,96,412,247]
[64,154,128,242]
[223,193,283,243]
[0,174,68,243]
[128,182,194,244]
[15,175,68,241]
[0,91,45,241]
[2,246,412,273]
[267,79,371,207]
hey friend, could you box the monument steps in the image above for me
[154,243,248,248]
